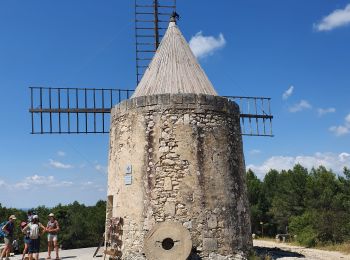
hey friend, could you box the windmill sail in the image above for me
[29,87,273,136]
[29,87,133,134]
[135,0,177,85]
[29,2,273,137]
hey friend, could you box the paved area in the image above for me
[6,247,102,260]
[4,241,350,260]
[254,239,350,260]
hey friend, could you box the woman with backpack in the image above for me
[21,210,34,260]
[22,215,45,260]
[0,215,16,260]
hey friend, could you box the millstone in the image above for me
[144,221,192,260]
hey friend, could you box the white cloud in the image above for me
[27,174,54,184]
[247,152,350,178]
[340,152,350,162]
[57,151,66,157]
[329,125,350,136]
[329,113,350,136]
[282,86,294,100]
[189,31,226,59]
[14,175,54,190]
[318,107,336,116]
[0,180,8,188]
[97,187,106,192]
[49,159,73,169]
[95,164,107,174]
[51,181,73,188]
[14,182,30,190]
[315,4,350,31]
[250,149,261,155]
[14,175,73,190]
[289,100,312,113]
[346,114,350,125]
[80,181,105,192]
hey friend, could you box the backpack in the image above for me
[29,223,40,239]
[0,221,8,238]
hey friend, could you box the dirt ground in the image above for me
[3,242,349,260]
[254,239,350,260]
[3,247,99,260]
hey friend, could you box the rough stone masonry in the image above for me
[107,94,252,260]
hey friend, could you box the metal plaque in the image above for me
[125,165,132,174]
[124,175,132,185]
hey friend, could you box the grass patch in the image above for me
[315,242,350,255]
[256,238,350,255]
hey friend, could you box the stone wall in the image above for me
[107,94,252,260]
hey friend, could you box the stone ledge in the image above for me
[112,94,239,118]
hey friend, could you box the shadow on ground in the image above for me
[38,257,77,260]
[254,246,305,259]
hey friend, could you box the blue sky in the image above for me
[0,0,349,208]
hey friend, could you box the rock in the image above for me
[164,201,176,216]
[184,114,190,125]
[164,177,173,191]
[208,214,218,229]
[162,159,175,166]
[159,146,169,153]
[161,131,170,139]
[183,221,192,229]
[203,238,218,251]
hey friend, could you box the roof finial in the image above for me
[170,11,180,24]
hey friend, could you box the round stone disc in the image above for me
[144,221,192,260]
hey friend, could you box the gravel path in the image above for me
[254,239,350,260]
[6,247,101,260]
[5,242,349,260]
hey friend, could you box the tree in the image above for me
[246,169,269,235]
[269,165,309,233]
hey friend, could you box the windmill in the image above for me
[29,0,273,137]
[29,2,275,258]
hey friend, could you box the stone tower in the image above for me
[106,18,252,260]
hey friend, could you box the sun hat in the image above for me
[48,213,55,217]
[9,215,16,220]
[20,221,27,228]
[32,215,39,219]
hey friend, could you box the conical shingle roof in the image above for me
[132,21,218,98]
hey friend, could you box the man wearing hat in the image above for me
[46,213,60,260]
[0,215,16,260]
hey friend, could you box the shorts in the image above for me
[24,236,31,244]
[4,236,13,246]
[47,233,58,242]
[29,238,40,253]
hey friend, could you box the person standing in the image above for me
[46,213,60,260]
[0,215,16,260]
[22,215,45,260]
[12,239,19,254]
[21,210,33,260]
[27,211,34,224]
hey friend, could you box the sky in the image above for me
[0,0,349,208]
